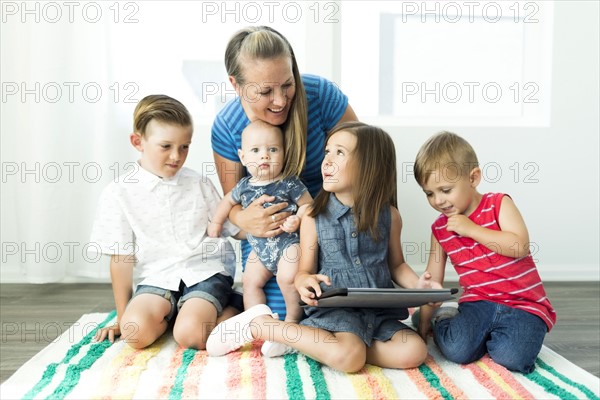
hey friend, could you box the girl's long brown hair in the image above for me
[310,122,398,240]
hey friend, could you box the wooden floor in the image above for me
[1,282,599,383]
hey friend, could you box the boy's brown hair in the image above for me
[133,95,192,136]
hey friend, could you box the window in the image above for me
[341,1,554,126]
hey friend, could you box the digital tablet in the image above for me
[299,288,458,308]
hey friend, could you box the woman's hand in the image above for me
[94,322,121,344]
[295,273,331,307]
[234,195,292,237]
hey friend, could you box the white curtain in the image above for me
[1,1,308,283]
[2,13,125,282]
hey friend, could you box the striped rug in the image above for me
[2,312,598,399]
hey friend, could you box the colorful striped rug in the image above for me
[2,311,598,399]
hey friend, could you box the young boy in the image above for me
[413,131,556,373]
[90,95,240,350]
[207,120,312,357]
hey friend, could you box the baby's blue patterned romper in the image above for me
[231,175,308,273]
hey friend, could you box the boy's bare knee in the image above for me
[174,332,207,350]
[120,312,166,349]
[174,329,208,350]
[121,320,154,349]
[125,338,152,350]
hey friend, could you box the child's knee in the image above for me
[490,352,536,373]
[410,338,429,367]
[242,272,266,289]
[394,333,429,369]
[121,321,156,350]
[324,344,367,373]
[435,335,483,365]
[275,271,295,287]
[173,330,207,350]
[487,345,539,373]
[173,320,211,350]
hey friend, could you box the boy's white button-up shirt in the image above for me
[90,164,239,290]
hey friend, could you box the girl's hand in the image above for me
[446,214,476,237]
[296,274,331,307]
[237,195,291,237]
[94,322,121,344]
[280,215,300,233]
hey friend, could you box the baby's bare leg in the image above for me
[120,294,171,349]
[243,250,273,309]
[276,243,302,323]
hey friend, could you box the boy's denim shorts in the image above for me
[133,273,236,322]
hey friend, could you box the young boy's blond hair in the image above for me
[414,131,479,186]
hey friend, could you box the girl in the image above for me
[207,122,436,371]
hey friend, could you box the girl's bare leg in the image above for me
[366,329,428,369]
[252,315,367,372]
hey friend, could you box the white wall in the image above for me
[1,1,598,283]
[174,2,600,282]
[381,2,599,281]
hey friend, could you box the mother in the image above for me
[211,26,358,319]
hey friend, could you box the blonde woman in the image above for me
[211,26,357,320]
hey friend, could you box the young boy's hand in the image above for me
[280,215,300,233]
[446,214,476,237]
[416,271,442,289]
[417,317,433,340]
[207,222,222,238]
[94,322,121,344]
[417,271,444,306]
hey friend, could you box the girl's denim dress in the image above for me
[300,194,412,345]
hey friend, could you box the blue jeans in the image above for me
[433,301,547,373]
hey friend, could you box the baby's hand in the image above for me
[207,222,222,238]
[446,214,475,237]
[94,322,121,344]
[280,215,300,233]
